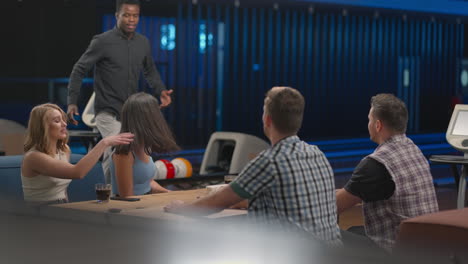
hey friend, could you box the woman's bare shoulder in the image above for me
[23,150,46,160]
[113,152,134,162]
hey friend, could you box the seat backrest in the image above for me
[82,92,97,128]
[395,208,468,260]
[68,154,105,201]
[0,155,24,200]
[0,154,104,202]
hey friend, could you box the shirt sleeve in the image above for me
[67,36,102,105]
[344,157,395,202]
[142,38,167,97]
[230,153,276,199]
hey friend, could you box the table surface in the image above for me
[51,188,246,221]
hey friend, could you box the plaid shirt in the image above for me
[364,134,439,251]
[231,136,341,245]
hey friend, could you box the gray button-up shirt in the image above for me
[67,27,166,120]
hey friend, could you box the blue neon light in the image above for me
[301,0,468,16]
[159,23,214,53]
[160,24,176,50]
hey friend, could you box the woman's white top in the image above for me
[21,150,72,202]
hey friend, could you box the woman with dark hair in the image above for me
[111,92,180,197]
[21,103,133,205]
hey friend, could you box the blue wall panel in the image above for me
[102,3,464,146]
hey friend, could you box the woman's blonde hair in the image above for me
[24,103,69,155]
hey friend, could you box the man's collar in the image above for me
[273,135,299,146]
[380,133,406,145]
[113,26,135,40]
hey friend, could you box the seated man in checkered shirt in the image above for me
[165,86,341,246]
[336,94,439,251]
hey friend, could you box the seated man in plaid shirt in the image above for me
[165,86,341,246]
[336,94,438,251]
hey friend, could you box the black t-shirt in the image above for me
[344,157,395,202]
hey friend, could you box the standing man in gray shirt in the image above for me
[67,0,172,183]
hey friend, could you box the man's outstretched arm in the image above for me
[164,185,245,217]
[336,188,362,215]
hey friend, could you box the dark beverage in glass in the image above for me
[96,189,111,202]
[95,183,111,203]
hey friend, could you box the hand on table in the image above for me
[164,200,186,213]
[229,200,248,210]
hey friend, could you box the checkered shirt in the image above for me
[364,134,439,251]
[231,136,341,245]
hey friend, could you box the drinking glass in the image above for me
[95,183,111,203]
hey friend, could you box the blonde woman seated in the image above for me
[111,92,180,197]
[21,103,133,205]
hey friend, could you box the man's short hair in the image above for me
[370,93,408,133]
[116,0,140,12]
[265,87,305,134]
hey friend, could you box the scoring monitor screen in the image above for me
[452,110,468,136]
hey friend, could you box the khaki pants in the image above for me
[95,112,121,185]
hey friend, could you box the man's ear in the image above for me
[376,119,383,132]
[115,12,119,20]
[264,114,273,127]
